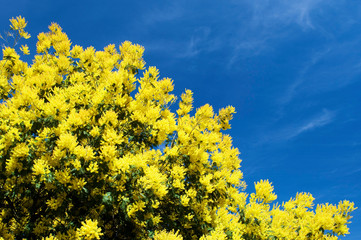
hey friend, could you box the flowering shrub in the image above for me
[0,16,356,240]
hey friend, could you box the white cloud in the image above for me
[294,109,335,136]
[278,35,361,108]
[256,109,336,145]
[246,0,322,30]
[228,0,328,64]
[177,27,217,58]
[279,48,331,105]
[284,109,335,140]
[145,26,219,59]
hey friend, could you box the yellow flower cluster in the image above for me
[0,16,356,239]
[152,229,183,240]
[9,16,31,39]
[76,219,103,240]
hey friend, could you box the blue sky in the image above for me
[1,0,360,238]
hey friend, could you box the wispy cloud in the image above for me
[177,27,220,58]
[256,109,336,145]
[145,26,220,59]
[293,109,335,136]
[228,0,329,64]
[279,48,331,105]
[326,166,361,178]
[278,35,361,107]
[246,0,323,30]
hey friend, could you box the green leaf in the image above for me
[102,192,113,205]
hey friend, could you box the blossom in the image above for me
[20,44,30,55]
[0,16,355,240]
[76,219,103,240]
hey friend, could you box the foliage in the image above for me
[0,16,356,240]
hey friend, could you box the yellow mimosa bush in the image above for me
[0,16,356,240]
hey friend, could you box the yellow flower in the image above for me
[151,200,160,209]
[70,45,84,58]
[140,165,168,199]
[127,200,146,218]
[72,159,82,170]
[90,126,100,137]
[86,162,99,173]
[186,188,197,199]
[5,157,19,174]
[9,16,27,30]
[0,16,355,240]
[152,215,162,225]
[9,16,31,39]
[153,229,183,240]
[46,197,64,210]
[42,235,58,240]
[177,89,193,116]
[180,195,190,207]
[171,164,186,179]
[100,144,117,162]
[76,219,103,240]
[20,44,30,55]
[11,142,29,158]
[55,169,71,185]
[71,178,86,191]
[32,159,50,176]
[57,132,78,152]
[218,106,236,130]
[2,47,19,59]
[252,179,277,203]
